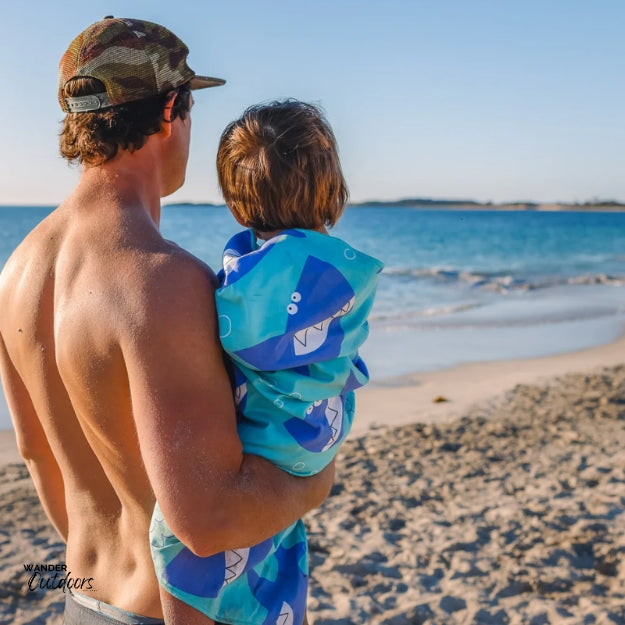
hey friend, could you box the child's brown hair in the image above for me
[217,99,348,232]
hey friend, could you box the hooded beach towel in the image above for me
[151,228,383,625]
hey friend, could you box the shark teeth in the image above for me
[332,297,355,318]
[322,396,343,451]
[293,297,355,356]
[277,602,295,625]
[234,382,247,405]
[223,548,249,585]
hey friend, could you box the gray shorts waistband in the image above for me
[64,591,164,625]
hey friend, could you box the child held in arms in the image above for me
[151,99,383,625]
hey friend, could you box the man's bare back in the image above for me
[0,196,184,614]
[0,167,332,623]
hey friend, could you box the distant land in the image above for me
[348,198,625,211]
[1,199,623,211]
[164,199,625,211]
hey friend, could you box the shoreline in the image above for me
[351,324,625,435]
[2,325,624,457]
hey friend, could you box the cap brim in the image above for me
[190,75,226,89]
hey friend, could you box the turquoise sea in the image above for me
[1,205,625,428]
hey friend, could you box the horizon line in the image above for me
[1,197,624,209]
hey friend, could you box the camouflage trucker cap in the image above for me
[58,16,225,113]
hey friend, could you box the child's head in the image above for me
[217,99,348,233]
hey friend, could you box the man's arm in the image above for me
[0,336,69,541]
[123,256,333,557]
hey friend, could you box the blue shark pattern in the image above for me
[247,541,309,625]
[217,229,382,475]
[163,536,275,598]
[233,255,356,370]
[218,229,308,287]
[150,229,382,624]
[283,395,347,453]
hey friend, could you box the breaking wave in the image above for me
[369,301,483,323]
[382,266,625,293]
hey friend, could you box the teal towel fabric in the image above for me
[218,228,383,475]
[150,228,382,625]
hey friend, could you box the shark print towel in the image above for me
[217,228,383,476]
[150,228,382,625]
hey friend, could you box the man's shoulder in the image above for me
[140,240,218,295]
[115,240,219,337]
[0,210,59,297]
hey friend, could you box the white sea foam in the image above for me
[381,266,625,293]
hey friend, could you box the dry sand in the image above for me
[1,334,624,624]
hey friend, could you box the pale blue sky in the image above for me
[1,0,623,205]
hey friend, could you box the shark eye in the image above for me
[291,291,302,303]
[313,400,323,406]
[306,405,313,414]
[287,303,298,315]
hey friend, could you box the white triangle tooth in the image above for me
[294,329,308,346]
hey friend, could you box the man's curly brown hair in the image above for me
[59,78,191,166]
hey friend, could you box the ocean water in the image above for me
[0,205,624,427]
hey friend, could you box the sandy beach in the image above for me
[1,333,624,624]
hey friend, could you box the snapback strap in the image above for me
[65,92,112,113]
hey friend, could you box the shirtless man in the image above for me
[0,17,332,625]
